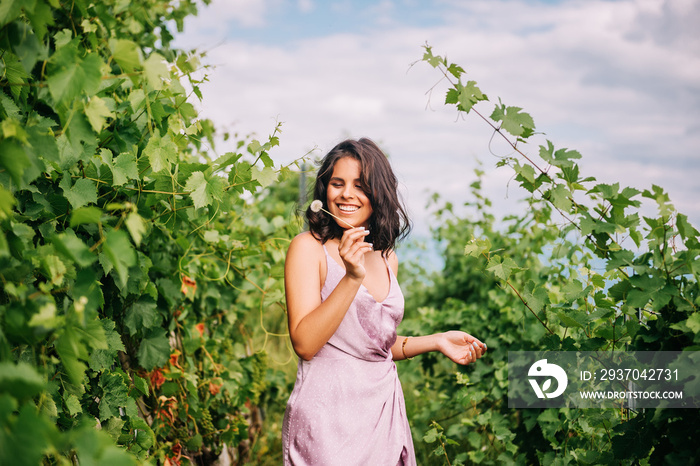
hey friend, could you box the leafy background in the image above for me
[1,1,698,465]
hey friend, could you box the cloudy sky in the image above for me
[173,0,700,245]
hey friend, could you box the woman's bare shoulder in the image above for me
[287,231,323,259]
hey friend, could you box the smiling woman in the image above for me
[326,156,374,228]
[306,139,410,255]
[281,138,488,465]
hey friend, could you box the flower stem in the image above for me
[321,207,356,229]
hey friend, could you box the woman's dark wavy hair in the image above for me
[306,138,411,256]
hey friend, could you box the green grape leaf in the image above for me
[104,417,125,442]
[10,22,44,74]
[685,313,700,334]
[0,231,8,258]
[1,51,29,101]
[61,176,97,209]
[0,0,23,27]
[124,298,161,336]
[128,88,146,111]
[143,130,177,173]
[579,215,619,236]
[521,281,550,314]
[422,46,443,68]
[513,162,535,185]
[143,52,169,90]
[124,212,146,246]
[47,47,102,106]
[24,0,54,41]
[561,280,589,302]
[539,141,582,169]
[259,152,274,168]
[0,90,21,119]
[101,149,139,186]
[0,405,56,466]
[486,255,521,281]
[252,166,278,188]
[0,362,45,400]
[491,102,535,138]
[547,184,573,211]
[52,229,96,267]
[26,123,59,164]
[102,228,136,290]
[447,63,464,79]
[109,38,142,73]
[39,255,66,286]
[70,206,103,227]
[53,28,71,48]
[464,237,491,257]
[113,152,140,183]
[676,213,699,240]
[214,152,242,171]
[89,319,126,372]
[75,317,108,353]
[85,96,112,132]
[64,393,83,416]
[137,328,170,370]
[98,372,129,421]
[446,80,487,113]
[185,171,226,208]
[228,161,253,193]
[423,427,439,443]
[133,375,149,396]
[0,139,30,186]
[54,324,88,384]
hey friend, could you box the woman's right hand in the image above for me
[338,227,372,280]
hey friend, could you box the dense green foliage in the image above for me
[393,47,699,464]
[3,1,698,464]
[0,1,297,464]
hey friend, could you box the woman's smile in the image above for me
[326,157,373,229]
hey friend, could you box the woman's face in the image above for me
[326,156,373,230]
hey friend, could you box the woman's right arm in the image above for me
[285,228,371,360]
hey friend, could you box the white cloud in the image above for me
[297,0,314,13]
[181,0,270,41]
[174,0,700,238]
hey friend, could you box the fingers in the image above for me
[464,334,487,357]
[338,228,372,260]
[338,227,372,278]
[338,227,370,250]
[456,332,487,365]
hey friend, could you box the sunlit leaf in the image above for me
[109,38,142,72]
[185,171,225,208]
[252,166,278,188]
[143,130,177,173]
[85,96,112,132]
[143,52,169,90]
[491,101,535,138]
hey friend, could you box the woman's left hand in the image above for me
[437,331,487,365]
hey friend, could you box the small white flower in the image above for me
[308,199,356,229]
[310,200,323,212]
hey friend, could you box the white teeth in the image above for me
[338,205,359,212]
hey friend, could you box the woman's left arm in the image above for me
[391,331,487,365]
[387,251,487,364]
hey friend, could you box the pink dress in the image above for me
[282,245,416,465]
